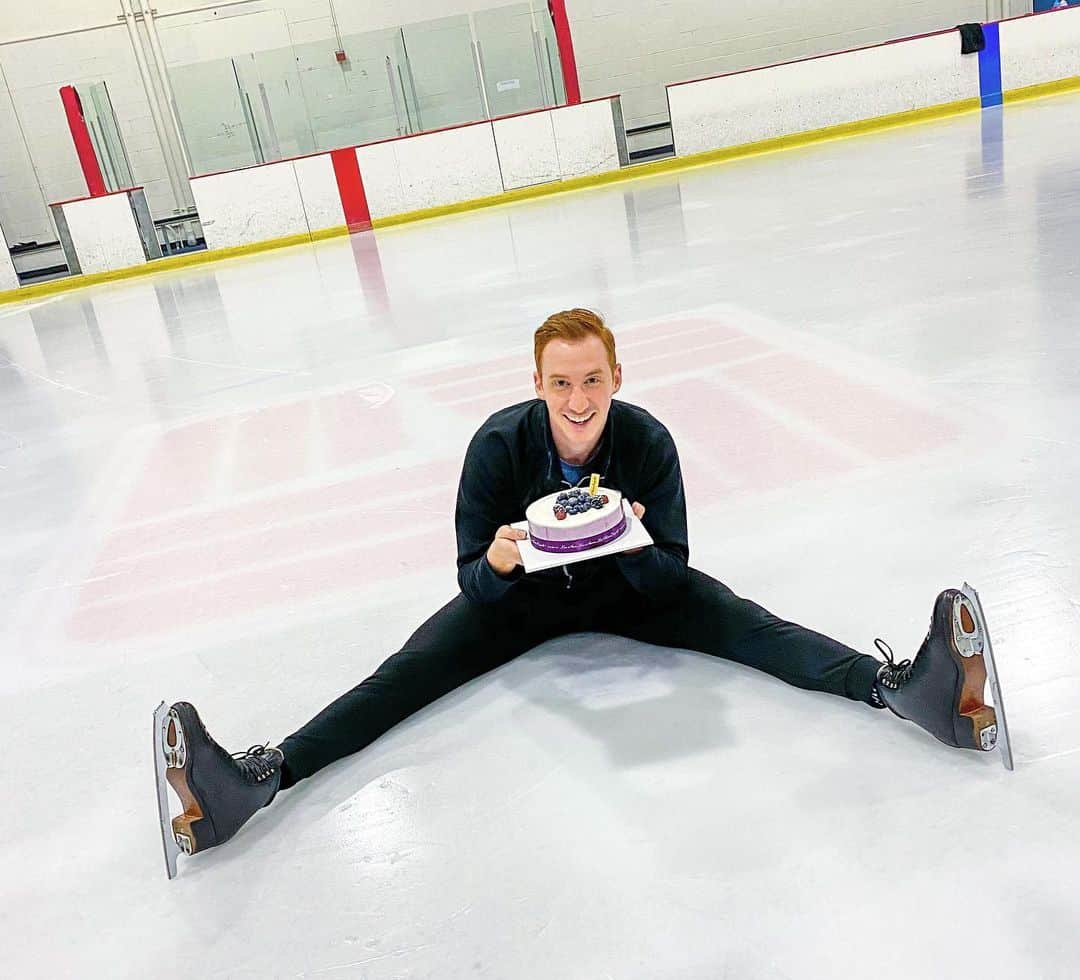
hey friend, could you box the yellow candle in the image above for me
[588,472,600,497]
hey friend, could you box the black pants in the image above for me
[278,568,881,788]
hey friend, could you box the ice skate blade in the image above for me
[961,582,1014,772]
[153,702,182,879]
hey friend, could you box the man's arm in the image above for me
[455,430,525,603]
[615,427,689,597]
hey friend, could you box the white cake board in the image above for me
[511,500,654,573]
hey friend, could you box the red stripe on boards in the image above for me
[331,148,372,232]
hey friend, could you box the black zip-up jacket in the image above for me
[455,398,689,603]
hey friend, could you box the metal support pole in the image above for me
[117,0,189,210]
[136,0,195,181]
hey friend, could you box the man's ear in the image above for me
[612,363,622,394]
[533,370,543,398]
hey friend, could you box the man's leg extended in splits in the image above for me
[601,569,1001,756]
[604,568,883,705]
[157,587,584,862]
[277,590,578,788]
[155,571,999,873]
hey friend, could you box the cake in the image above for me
[525,486,627,554]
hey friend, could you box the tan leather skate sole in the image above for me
[955,599,997,749]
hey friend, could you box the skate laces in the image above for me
[874,638,913,690]
[230,744,282,783]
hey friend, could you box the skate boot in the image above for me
[874,588,1000,755]
[153,701,283,878]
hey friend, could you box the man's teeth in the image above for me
[567,414,593,424]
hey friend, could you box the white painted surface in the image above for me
[551,98,623,179]
[0,224,17,290]
[1000,8,1080,93]
[493,111,560,190]
[292,154,346,233]
[388,124,504,214]
[353,141,407,220]
[192,161,307,250]
[668,32,981,157]
[3,86,1080,980]
[58,193,148,274]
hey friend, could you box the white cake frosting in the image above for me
[525,486,627,554]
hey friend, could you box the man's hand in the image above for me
[624,501,647,555]
[487,525,528,576]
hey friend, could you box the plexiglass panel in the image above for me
[77,82,135,191]
[158,2,562,175]
[168,58,258,175]
[536,6,567,107]
[296,30,405,149]
[397,16,485,132]
[233,50,316,160]
[475,3,547,118]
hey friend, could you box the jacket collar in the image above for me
[532,399,616,486]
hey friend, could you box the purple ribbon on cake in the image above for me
[529,512,629,554]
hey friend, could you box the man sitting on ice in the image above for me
[154,309,1002,872]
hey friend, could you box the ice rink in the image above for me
[3,92,1080,978]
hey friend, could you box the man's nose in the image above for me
[568,387,589,412]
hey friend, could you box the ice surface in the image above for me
[2,95,1079,978]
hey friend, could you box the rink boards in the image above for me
[3,8,1080,301]
[667,5,1080,158]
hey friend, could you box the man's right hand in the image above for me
[486,525,528,576]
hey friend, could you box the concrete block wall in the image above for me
[0,26,175,245]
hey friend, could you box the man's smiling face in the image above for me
[533,334,622,465]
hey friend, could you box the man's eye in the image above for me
[586,377,600,385]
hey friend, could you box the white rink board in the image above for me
[1000,8,1080,93]
[353,141,408,220]
[668,32,980,157]
[390,124,504,213]
[192,161,307,250]
[493,112,560,190]
[0,225,17,290]
[551,99,622,179]
[292,154,346,233]
[57,194,147,275]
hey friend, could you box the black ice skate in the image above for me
[875,583,1013,771]
[152,701,283,878]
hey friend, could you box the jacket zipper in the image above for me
[548,446,609,593]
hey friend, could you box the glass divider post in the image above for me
[385,56,408,136]
[473,39,493,119]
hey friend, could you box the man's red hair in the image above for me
[534,309,617,376]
